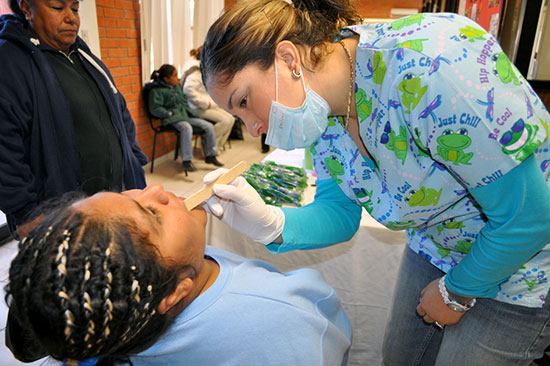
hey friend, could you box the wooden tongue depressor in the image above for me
[184,161,249,210]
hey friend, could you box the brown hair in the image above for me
[190,46,202,61]
[200,0,361,88]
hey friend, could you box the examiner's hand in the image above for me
[203,168,285,244]
[416,278,466,327]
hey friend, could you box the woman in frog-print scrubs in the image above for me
[200,0,550,364]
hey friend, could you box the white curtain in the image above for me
[140,0,224,83]
[140,0,193,83]
[193,0,224,48]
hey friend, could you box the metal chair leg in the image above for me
[174,132,179,160]
[151,132,157,173]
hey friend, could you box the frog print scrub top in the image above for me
[309,13,550,308]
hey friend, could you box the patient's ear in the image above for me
[157,277,193,315]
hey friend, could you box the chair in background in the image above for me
[148,117,178,173]
[146,115,206,175]
[143,85,206,174]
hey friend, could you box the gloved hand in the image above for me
[203,168,285,244]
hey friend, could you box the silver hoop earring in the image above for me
[292,69,302,79]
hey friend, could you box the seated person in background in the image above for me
[145,65,223,172]
[6,184,352,366]
[181,46,235,149]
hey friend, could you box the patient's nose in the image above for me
[140,184,169,205]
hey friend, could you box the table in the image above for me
[206,149,407,366]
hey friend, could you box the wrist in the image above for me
[447,288,473,305]
[439,275,476,312]
[260,206,285,245]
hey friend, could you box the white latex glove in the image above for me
[203,168,285,244]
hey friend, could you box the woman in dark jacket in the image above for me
[0,0,148,239]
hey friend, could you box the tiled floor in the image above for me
[145,133,269,196]
[0,132,269,365]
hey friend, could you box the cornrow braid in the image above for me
[81,257,96,349]
[55,230,75,344]
[96,245,113,354]
[120,270,156,345]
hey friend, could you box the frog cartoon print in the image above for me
[389,14,425,31]
[499,118,541,161]
[353,187,374,213]
[394,39,429,52]
[367,52,387,84]
[380,121,408,164]
[436,128,474,165]
[436,218,466,234]
[386,220,417,230]
[454,239,473,254]
[324,157,346,184]
[406,186,443,207]
[356,87,373,121]
[398,72,428,115]
[492,52,519,85]
[458,25,486,42]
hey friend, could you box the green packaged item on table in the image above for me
[243,161,308,207]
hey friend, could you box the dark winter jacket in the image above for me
[144,80,198,125]
[0,14,148,235]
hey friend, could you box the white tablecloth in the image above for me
[206,149,407,366]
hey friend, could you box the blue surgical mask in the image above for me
[265,58,331,151]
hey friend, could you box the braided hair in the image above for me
[6,196,193,366]
[201,0,361,88]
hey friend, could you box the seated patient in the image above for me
[6,184,351,366]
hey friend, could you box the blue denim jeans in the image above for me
[382,247,550,366]
[172,118,218,161]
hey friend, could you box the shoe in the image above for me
[182,160,196,172]
[205,156,224,167]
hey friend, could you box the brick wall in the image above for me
[224,1,422,18]
[353,0,421,18]
[96,0,175,162]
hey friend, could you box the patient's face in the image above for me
[75,184,207,269]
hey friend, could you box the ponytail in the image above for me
[201,0,360,88]
[150,70,160,81]
[189,46,202,61]
[292,0,361,29]
[150,64,176,82]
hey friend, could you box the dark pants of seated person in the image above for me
[172,118,218,161]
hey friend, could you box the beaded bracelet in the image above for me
[438,275,476,312]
